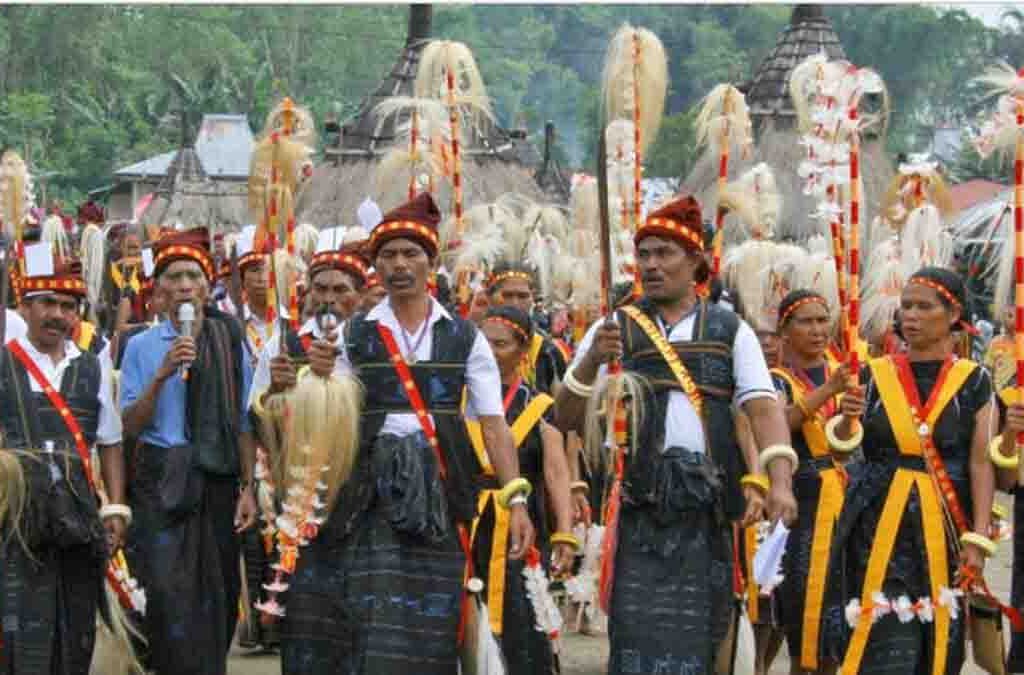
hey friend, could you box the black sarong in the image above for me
[1008,484,1024,672]
[130,444,241,675]
[607,447,733,675]
[281,432,466,674]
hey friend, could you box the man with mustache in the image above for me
[269,193,534,674]
[0,251,125,674]
[248,240,371,409]
[554,195,798,674]
[120,227,257,675]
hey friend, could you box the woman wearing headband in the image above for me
[770,289,851,674]
[468,305,575,672]
[825,267,997,674]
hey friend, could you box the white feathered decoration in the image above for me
[414,41,494,131]
[694,83,754,158]
[293,223,320,262]
[459,581,507,675]
[718,163,782,240]
[79,224,107,317]
[41,215,70,261]
[601,24,669,154]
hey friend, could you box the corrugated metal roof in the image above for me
[114,114,254,179]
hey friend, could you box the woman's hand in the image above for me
[824,363,852,397]
[960,543,986,575]
[839,385,866,419]
[1005,403,1024,435]
[741,485,766,528]
[550,542,576,580]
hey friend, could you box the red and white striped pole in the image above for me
[1014,101,1024,455]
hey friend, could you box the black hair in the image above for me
[487,261,536,297]
[483,304,533,346]
[778,289,827,327]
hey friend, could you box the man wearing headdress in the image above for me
[554,195,797,674]
[486,261,568,395]
[120,227,257,675]
[0,248,125,674]
[268,193,534,674]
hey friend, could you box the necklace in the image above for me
[399,301,433,365]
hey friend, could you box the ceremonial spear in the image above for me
[975,64,1024,459]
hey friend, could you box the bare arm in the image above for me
[970,400,997,537]
[541,422,573,535]
[994,402,1022,492]
[734,407,759,474]
[99,443,126,505]
[742,396,794,481]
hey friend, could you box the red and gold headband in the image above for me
[907,275,979,336]
[153,244,215,282]
[487,270,532,290]
[368,220,440,257]
[309,252,369,283]
[779,296,829,326]
[635,216,704,251]
[20,276,87,298]
[483,315,530,342]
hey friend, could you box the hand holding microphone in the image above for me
[177,302,196,380]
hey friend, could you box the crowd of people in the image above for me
[6,18,1024,675]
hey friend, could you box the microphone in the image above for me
[177,302,196,380]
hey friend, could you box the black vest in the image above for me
[344,310,483,524]
[618,299,745,519]
[0,346,101,450]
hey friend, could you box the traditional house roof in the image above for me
[744,5,846,128]
[683,4,893,243]
[297,4,558,226]
[114,114,254,180]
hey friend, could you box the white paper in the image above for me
[752,521,789,587]
[315,226,345,253]
[141,248,155,278]
[235,225,256,257]
[357,197,383,230]
[23,242,54,278]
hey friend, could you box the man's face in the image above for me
[494,277,534,315]
[309,269,360,320]
[374,238,433,301]
[636,236,697,303]
[23,293,78,351]
[157,260,208,319]
[122,233,142,259]
[241,260,269,309]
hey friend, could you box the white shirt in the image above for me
[5,309,27,342]
[13,336,123,446]
[248,316,348,409]
[572,310,775,454]
[352,297,503,436]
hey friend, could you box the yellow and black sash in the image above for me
[518,333,546,388]
[771,364,844,670]
[465,392,553,635]
[841,356,975,675]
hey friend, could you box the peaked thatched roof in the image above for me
[296,4,555,226]
[139,146,248,230]
[744,5,846,128]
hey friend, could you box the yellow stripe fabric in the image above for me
[800,467,844,669]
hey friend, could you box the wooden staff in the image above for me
[1015,103,1024,456]
[711,89,732,278]
[847,108,862,378]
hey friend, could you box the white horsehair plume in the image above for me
[601,24,668,154]
[370,96,453,146]
[41,215,70,261]
[718,163,781,240]
[79,224,106,313]
[447,202,516,277]
[293,223,320,261]
[972,62,1024,159]
[860,236,905,343]
[570,176,599,234]
[694,83,753,157]
[789,51,848,134]
[413,41,493,129]
[0,150,30,240]
[342,226,369,245]
[901,204,953,272]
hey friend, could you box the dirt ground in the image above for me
[228,494,1017,674]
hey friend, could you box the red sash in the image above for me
[7,340,95,489]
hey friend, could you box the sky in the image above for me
[952,3,1012,27]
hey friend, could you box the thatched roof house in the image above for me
[682,4,894,243]
[109,114,253,227]
[296,4,563,227]
[136,143,249,231]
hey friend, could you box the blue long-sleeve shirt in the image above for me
[120,318,253,448]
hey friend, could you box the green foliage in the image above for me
[0,4,1014,205]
